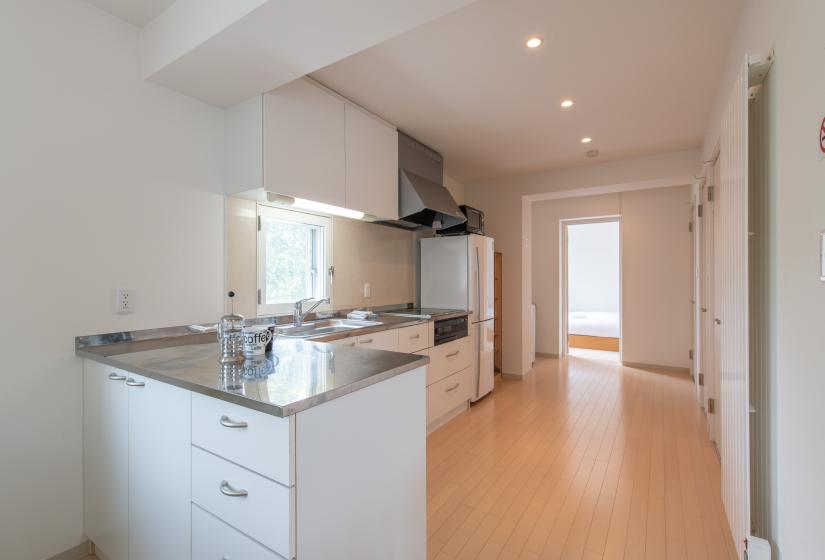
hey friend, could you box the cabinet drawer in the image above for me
[397,323,430,353]
[427,336,472,385]
[192,393,293,485]
[427,367,473,424]
[330,336,357,347]
[357,329,398,351]
[192,447,294,558]
[192,504,282,560]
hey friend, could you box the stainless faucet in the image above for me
[293,297,330,326]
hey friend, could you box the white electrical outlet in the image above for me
[363,283,372,298]
[115,287,134,314]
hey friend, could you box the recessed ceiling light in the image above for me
[581,137,593,143]
[560,99,574,108]
[525,37,543,49]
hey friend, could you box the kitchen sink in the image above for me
[277,318,382,338]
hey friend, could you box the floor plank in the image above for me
[428,356,737,560]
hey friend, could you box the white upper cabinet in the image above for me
[226,78,399,219]
[263,78,346,208]
[345,104,398,219]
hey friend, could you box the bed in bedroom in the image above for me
[568,311,620,352]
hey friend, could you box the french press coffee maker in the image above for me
[217,291,245,364]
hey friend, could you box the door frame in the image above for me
[559,215,622,358]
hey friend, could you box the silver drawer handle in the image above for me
[220,415,248,429]
[108,372,127,381]
[410,334,421,340]
[220,480,248,497]
[445,383,460,393]
[446,351,460,358]
[125,378,145,387]
[361,338,373,344]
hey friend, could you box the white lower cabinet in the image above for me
[192,447,294,558]
[128,374,192,560]
[427,367,473,424]
[84,361,129,560]
[192,505,282,560]
[83,362,192,560]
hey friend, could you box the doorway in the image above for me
[561,218,621,360]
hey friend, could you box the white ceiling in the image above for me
[312,0,744,182]
[85,0,174,27]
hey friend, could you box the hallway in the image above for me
[426,356,737,559]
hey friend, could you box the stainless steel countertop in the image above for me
[79,339,428,417]
[76,310,469,417]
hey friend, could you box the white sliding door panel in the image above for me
[717,57,751,557]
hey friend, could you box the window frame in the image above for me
[256,204,333,317]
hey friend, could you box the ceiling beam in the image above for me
[141,0,477,107]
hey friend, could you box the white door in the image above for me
[472,320,495,401]
[83,361,128,560]
[127,374,192,560]
[707,159,721,447]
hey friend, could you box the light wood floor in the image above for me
[426,356,738,560]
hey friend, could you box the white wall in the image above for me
[531,186,691,369]
[702,0,825,556]
[0,2,226,558]
[567,221,620,313]
[466,149,698,375]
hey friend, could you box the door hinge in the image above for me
[257,289,261,304]
[698,373,705,386]
[257,215,262,231]
[707,185,715,202]
[697,203,704,218]
[689,349,694,360]
[708,398,716,414]
[689,221,693,233]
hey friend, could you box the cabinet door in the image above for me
[83,361,128,560]
[345,104,399,219]
[127,374,191,560]
[357,329,399,351]
[264,79,346,207]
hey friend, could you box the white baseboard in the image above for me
[621,361,690,374]
[46,541,90,560]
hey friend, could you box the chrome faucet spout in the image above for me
[293,297,330,326]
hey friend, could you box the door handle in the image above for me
[445,383,460,393]
[220,415,248,429]
[446,351,460,358]
[108,372,127,381]
[714,318,721,325]
[409,334,421,340]
[219,480,248,498]
[125,378,145,387]
[360,338,373,344]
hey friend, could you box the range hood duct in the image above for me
[375,132,466,231]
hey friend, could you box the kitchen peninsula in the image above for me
[77,321,433,560]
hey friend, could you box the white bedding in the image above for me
[568,311,620,338]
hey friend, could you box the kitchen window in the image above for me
[257,205,332,316]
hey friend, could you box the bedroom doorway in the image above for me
[561,217,621,360]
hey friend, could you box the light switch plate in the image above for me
[821,231,825,282]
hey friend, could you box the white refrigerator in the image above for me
[420,234,495,401]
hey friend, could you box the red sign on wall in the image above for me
[820,116,825,154]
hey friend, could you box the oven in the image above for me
[433,315,468,346]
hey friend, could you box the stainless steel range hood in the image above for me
[375,132,466,231]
